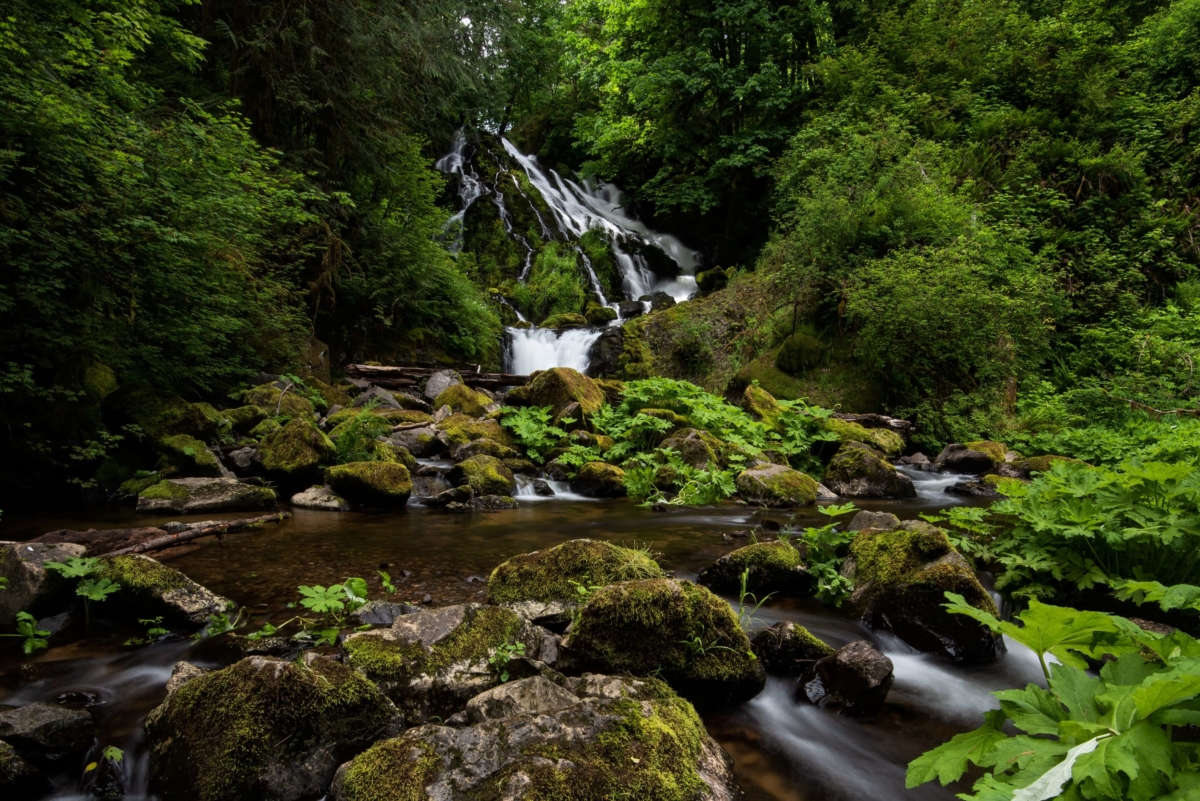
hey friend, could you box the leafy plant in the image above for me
[490,641,526,682]
[44,556,104,579]
[45,558,118,633]
[86,745,124,774]
[1111,580,1200,614]
[378,570,397,594]
[677,636,733,657]
[124,616,169,646]
[735,568,774,632]
[334,404,392,464]
[499,406,569,464]
[794,502,858,605]
[0,612,51,654]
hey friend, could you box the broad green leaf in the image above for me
[1130,661,1200,721]
[1049,664,1099,723]
[1072,736,1136,800]
[995,685,1067,735]
[1100,652,1158,687]
[906,710,1007,787]
[1010,735,1107,801]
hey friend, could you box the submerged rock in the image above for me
[800,641,894,717]
[0,542,87,627]
[290,485,351,511]
[822,442,915,499]
[326,461,413,507]
[569,462,626,497]
[734,464,818,507]
[697,541,813,597]
[447,454,517,496]
[329,674,740,801]
[751,622,835,677]
[99,554,231,625]
[135,477,276,514]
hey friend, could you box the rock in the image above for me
[751,622,835,677]
[0,702,94,751]
[532,479,555,496]
[290,486,351,511]
[423,485,474,508]
[243,384,316,419]
[569,462,626,497]
[102,386,222,442]
[450,438,517,461]
[523,367,606,420]
[157,434,223,477]
[934,444,996,474]
[898,452,930,465]
[775,333,824,376]
[329,674,740,801]
[35,611,72,638]
[146,656,401,801]
[0,740,48,799]
[617,300,646,318]
[540,312,588,329]
[695,267,728,293]
[800,641,894,717]
[505,458,539,476]
[487,539,665,623]
[349,600,418,628]
[352,385,403,410]
[377,408,433,425]
[815,483,839,500]
[423,370,463,402]
[227,446,256,474]
[638,291,676,311]
[594,378,626,405]
[946,480,1002,498]
[163,661,207,696]
[435,413,512,447]
[447,455,516,496]
[464,495,519,511]
[823,442,916,499]
[824,418,904,458]
[135,477,276,514]
[697,541,813,597]
[433,384,496,417]
[257,418,337,488]
[341,604,546,723]
[82,737,127,799]
[584,304,618,326]
[847,511,900,532]
[0,542,88,626]
[326,462,413,507]
[734,464,818,507]
[390,425,445,458]
[842,521,1002,662]
[562,578,765,706]
[741,384,780,428]
[659,428,724,468]
[1015,454,1075,476]
[465,675,580,723]
[99,554,232,625]
[411,474,451,499]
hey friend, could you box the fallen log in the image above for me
[103,511,291,557]
[346,364,530,389]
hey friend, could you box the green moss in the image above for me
[243,384,316,419]
[108,385,222,441]
[585,304,618,326]
[309,376,354,408]
[540,312,588,329]
[325,408,361,428]
[158,434,221,476]
[734,464,818,506]
[377,409,431,425]
[225,405,269,433]
[742,384,781,428]
[727,541,803,573]
[258,418,336,479]
[139,479,190,501]
[524,367,605,418]
[617,318,655,379]
[488,539,665,605]
[335,738,439,801]
[249,418,282,439]
[1021,454,1073,473]
[326,462,413,506]
[825,418,904,457]
[436,413,512,446]
[636,408,690,437]
[775,333,825,375]
[964,440,1007,463]
[101,554,191,594]
[121,472,165,498]
[447,454,516,496]
[433,383,494,417]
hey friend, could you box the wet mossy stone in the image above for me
[224,405,269,434]
[242,383,316,420]
[249,417,282,439]
[309,376,354,408]
[695,266,728,293]
[323,408,361,428]
[488,539,665,621]
[636,407,690,439]
[329,674,740,801]
[585,304,619,326]
[447,454,517,496]
[433,383,495,418]
[751,621,835,677]
[570,462,627,498]
[103,385,222,441]
[540,312,588,330]
[964,440,1007,465]
[563,578,766,706]
[775,332,824,375]
[735,464,819,507]
[594,377,626,404]
[0,542,87,627]
[524,367,606,419]
[146,655,401,801]
[136,477,277,515]
[119,471,167,500]
[435,413,512,446]
[326,462,412,507]
[1018,454,1074,474]
[823,442,915,499]
[842,521,1002,663]
[450,438,517,461]
[376,409,431,425]
[742,384,780,429]
[824,418,904,458]
[341,603,544,723]
[99,554,231,625]
[697,541,814,597]
[258,418,337,487]
[0,738,48,798]
[157,434,221,477]
[659,427,724,469]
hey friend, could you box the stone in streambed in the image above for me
[822,442,915,499]
[800,641,894,717]
[242,383,316,419]
[751,621,835,677]
[0,740,49,800]
[257,418,337,488]
[450,438,517,461]
[157,434,223,477]
[98,554,231,626]
[326,462,412,507]
[659,427,724,469]
[290,485,351,511]
[569,462,626,497]
[435,414,512,447]
[433,384,496,418]
[0,542,87,627]
[465,675,579,723]
[136,477,277,514]
[0,702,95,752]
[934,443,997,474]
[823,418,904,458]
[523,367,605,419]
[447,455,516,496]
[734,464,818,507]
[697,540,814,597]
[422,370,462,402]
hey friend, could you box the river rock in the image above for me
[290,485,351,511]
[341,603,547,724]
[532,478,554,496]
[697,541,814,597]
[0,740,48,799]
[822,442,916,498]
[824,418,904,458]
[524,367,606,421]
[569,462,626,497]
[256,418,338,489]
[639,290,676,311]
[946,480,1002,498]
[330,674,739,801]
[0,703,94,752]
[734,464,819,506]
[99,554,231,626]
[436,413,512,447]
[423,370,463,401]
[751,622,835,677]
[561,578,765,706]
[349,600,419,628]
[660,427,724,468]
[423,485,474,508]
[616,299,646,318]
[0,542,87,626]
[465,675,580,723]
[585,327,625,377]
[447,454,516,496]
[450,438,517,461]
[800,641,894,717]
[326,462,412,507]
[350,384,400,410]
[146,655,400,801]
[243,383,316,419]
[135,477,277,514]
[434,384,496,418]
[847,511,900,532]
[841,521,1002,662]
[390,425,445,458]
[227,446,256,474]
[934,443,996,474]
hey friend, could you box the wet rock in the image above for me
[946,480,1002,498]
[524,368,606,419]
[841,521,1002,663]
[751,622,835,677]
[243,384,316,419]
[352,385,403,410]
[934,444,996,474]
[423,370,463,402]
[639,291,677,311]
[330,674,740,801]
[696,267,728,292]
[815,483,839,500]
[896,452,929,466]
[585,327,625,377]
[465,675,579,723]
[697,541,813,597]
[532,479,555,496]
[349,600,419,628]
[800,641,894,717]
[660,427,724,469]
[569,462,626,497]
[434,384,496,418]
[163,662,207,696]
[35,612,72,639]
[99,554,232,626]
[465,495,519,511]
[290,486,351,511]
[447,455,517,496]
[436,414,512,447]
[0,740,49,800]
[411,474,451,499]
[846,511,900,532]
[146,656,401,801]
[734,464,818,507]
[82,744,125,799]
[227,446,256,474]
[390,425,445,458]
[200,634,305,663]
[423,485,474,508]
[561,578,765,706]
[822,442,916,499]
[256,417,338,490]
[450,438,517,461]
[326,462,413,507]
[824,418,904,458]
[30,526,167,557]
[503,458,539,475]
[617,299,646,318]
[0,703,94,751]
[0,542,88,626]
[135,477,277,515]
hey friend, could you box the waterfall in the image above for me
[435,132,484,252]
[505,328,604,375]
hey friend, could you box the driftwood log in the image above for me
[33,512,291,557]
[346,364,529,391]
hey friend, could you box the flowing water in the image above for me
[2,491,1031,800]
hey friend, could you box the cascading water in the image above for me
[504,327,602,375]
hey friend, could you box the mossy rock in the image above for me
[585,304,619,325]
[563,578,765,706]
[742,384,780,428]
[225,405,270,434]
[324,408,362,428]
[136,477,277,515]
[843,521,1001,663]
[637,407,691,439]
[695,266,728,292]
[451,438,518,461]
[433,384,494,417]
[258,418,337,487]
[697,541,814,597]
[383,443,418,472]
[157,434,221,477]
[964,441,1007,464]
[249,418,282,439]
[436,413,512,446]
[1019,454,1074,474]
[540,312,588,329]
[594,378,626,404]
[119,471,167,499]
[823,442,915,499]
[104,385,221,441]
[824,418,904,458]
[377,409,431,425]
[309,376,354,408]
[146,656,400,801]
[659,428,724,469]
[447,454,516,496]
[570,462,627,498]
[734,464,818,507]
[524,367,606,419]
[100,554,231,625]
[0,739,44,796]
[326,462,412,507]
[775,333,824,375]
[242,384,316,419]
[751,621,836,677]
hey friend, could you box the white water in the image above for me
[513,475,595,501]
[505,327,603,375]
[897,465,979,505]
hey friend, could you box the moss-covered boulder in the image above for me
[249,418,282,439]
[524,367,605,419]
[823,442,915,498]
[824,418,904,458]
[585,304,619,325]
[157,434,221,477]
[697,541,814,597]
[447,455,517,496]
[309,376,354,408]
[1017,454,1074,475]
[735,464,819,507]
[146,656,401,801]
[329,674,739,801]
[742,384,780,428]
[750,621,835,677]
[964,440,1007,464]
[450,438,518,461]
[0,542,87,627]
[103,385,222,441]
[341,604,545,723]
[570,462,627,497]
[326,462,412,507]
[433,384,495,417]
[242,383,316,419]
[695,266,729,292]
[99,554,231,625]
[842,521,1001,663]
[562,578,765,706]
[659,428,724,469]
[377,409,431,425]
[258,418,337,487]
[136,477,277,515]
[488,539,666,621]
[0,739,47,798]
[775,332,824,375]
[540,312,588,329]
[934,443,997,474]
[224,405,269,434]
[436,413,512,446]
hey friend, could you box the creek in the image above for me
[1,484,1039,801]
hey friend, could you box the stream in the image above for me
[0,485,1038,801]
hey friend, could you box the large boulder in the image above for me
[524,367,605,420]
[824,418,904,458]
[422,370,463,402]
[103,386,221,442]
[934,443,996,474]
[330,674,740,801]
[447,455,516,496]
[562,578,765,706]
[136,477,276,514]
[465,675,580,723]
[242,383,316,420]
[488,539,666,622]
[586,327,625,377]
[751,621,835,677]
[326,462,412,507]
[258,418,337,488]
[697,541,813,597]
[146,656,401,801]
[734,464,818,507]
[341,604,546,723]
[0,542,87,627]
[570,462,626,497]
[157,435,223,477]
[822,442,915,499]
[433,384,496,417]
[435,413,512,447]
[99,554,231,625]
[741,385,780,428]
[799,641,894,717]
[659,428,724,469]
[0,702,95,751]
[842,521,1002,662]
[390,425,445,458]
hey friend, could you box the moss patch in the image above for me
[447,455,516,496]
[964,440,1007,464]
[698,541,813,596]
[377,409,432,425]
[825,418,904,457]
[225,405,269,433]
[326,462,413,506]
[101,554,191,595]
[524,368,605,418]
[249,418,282,439]
[433,384,494,417]
[488,539,665,605]
[258,418,336,481]
[734,464,818,507]
[742,385,781,428]
[243,384,316,419]
[139,479,191,502]
[334,738,440,801]
[436,413,512,446]
[158,434,221,476]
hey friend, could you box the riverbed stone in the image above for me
[329,674,740,801]
[146,655,401,801]
[290,486,351,511]
[734,464,819,507]
[841,521,1001,663]
[422,370,463,401]
[824,418,904,458]
[697,541,814,597]
[847,511,900,532]
[822,442,916,499]
[243,383,316,420]
[450,438,517,461]
[524,367,605,419]
[742,384,781,428]
[447,454,516,496]
[136,477,277,514]
[435,413,512,447]
[157,434,222,477]
[390,425,445,457]
[351,385,402,410]
[0,542,87,627]
[800,641,894,717]
[326,462,412,507]
[465,675,579,723]
[934,443,996,474]
[751,622,835,677]
[0,703,94,752]
[570,462,626,497]
[617,299,645,318]
[660,427,724,468]
[0,740,47,799]
[257,418,337,488]
[99,554,231,626]
[434,384,496,418]
[562,578,765,706]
